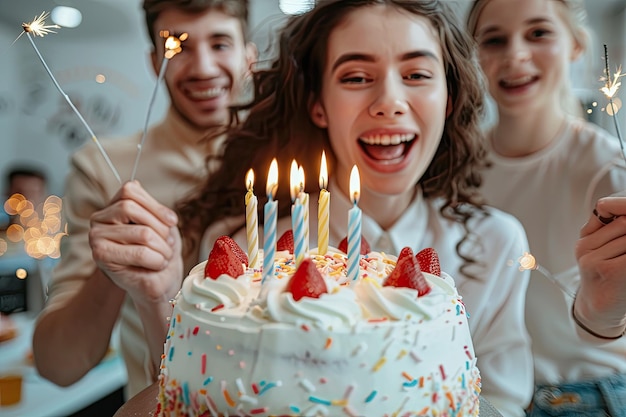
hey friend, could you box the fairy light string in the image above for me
[130,31,187,181]
[20,12,121,184]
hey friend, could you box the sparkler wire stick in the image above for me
[130,57,168,181]
[130,33,186,181]
[518,252,576,298]
[602,44,626,164]
[23,18,121,183]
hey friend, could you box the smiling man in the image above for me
[32,0,256,400]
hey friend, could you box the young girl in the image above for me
[467,0,626,415]
[175,0,533,414]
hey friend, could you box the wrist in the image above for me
[572,293,626,340]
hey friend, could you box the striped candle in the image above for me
[262,159,278,284]
[347,165,361,281]
[290,160,306,267]
[318,151,330,255]
[298,165,310,253]
[245,169,259,269]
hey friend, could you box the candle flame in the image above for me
[266,158,278,199]
[290,160,300,202]
[319,151,328,190]
[298,165,305,192]
[22,12,60,37]
[349,165,360,205]
[246,169,255,191]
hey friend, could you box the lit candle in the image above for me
[318,151,330,255]
[262,159,278,284]
[298,165,310,253]
[347,165,361,281]
[290,160,306,267]
[245,169,259,269]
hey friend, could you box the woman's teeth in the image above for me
[359,133,415,146]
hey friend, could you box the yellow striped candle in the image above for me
[245,169,259,269]
[318,151,329,255]
[298,165,310,253]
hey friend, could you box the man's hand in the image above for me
[89,181,183,304]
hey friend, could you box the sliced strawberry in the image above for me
[216,235,248,267]
[397,246,414,262]
[384,252,431,296]
[285,258,328,301]
[416,247,441,276]
[205,236,246,279]
[338,235,371,255]
[277,230,294,253]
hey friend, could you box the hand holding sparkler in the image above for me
[18,12,121,184]
[130,31,187,181]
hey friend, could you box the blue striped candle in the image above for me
[347,165,361,281]
[262,159,278,284]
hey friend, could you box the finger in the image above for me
[117,181,178,227]
[91,238,171,272]
[91,199,172,240]
[90,223,175,259]
[580,211,605,237]
[577,217,626,258]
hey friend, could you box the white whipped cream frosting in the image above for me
[178,249,458,328]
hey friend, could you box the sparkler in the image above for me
[19,12,121,183]
[517,252,575,298]
[130,31,187,181]
[601,44,626,164]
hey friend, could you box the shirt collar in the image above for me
[328,180,428,253]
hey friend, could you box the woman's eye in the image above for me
[481,37,505,47]
[406,72,430,81]
[341,76,368,84]
[530,29,550,39]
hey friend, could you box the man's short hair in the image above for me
[142,0,250,47]
[5,165,47,189]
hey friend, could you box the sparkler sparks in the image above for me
[601,44,626,164]
[13,11,60,44]
[130,31,187,181]
[17,12,121,184]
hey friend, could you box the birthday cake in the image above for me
[156,233,480,416]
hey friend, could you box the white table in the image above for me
[0,312,128,417]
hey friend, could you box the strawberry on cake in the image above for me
[156,233,481,417]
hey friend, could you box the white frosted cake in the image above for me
[156,234,480,416]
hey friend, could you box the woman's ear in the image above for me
[310,100,328,128]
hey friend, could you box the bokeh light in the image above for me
[1,193,66,260]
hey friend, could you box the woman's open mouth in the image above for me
[359,133,416,165]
